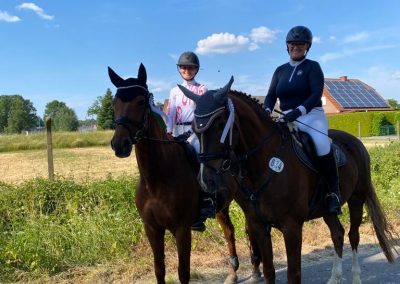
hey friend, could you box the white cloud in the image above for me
[312,36,321,44]
[0,10,21,22]
[148,79,173,94]
[249,26,278,43]
[319,45,394,64]
[343,31,369,43]
[17,3,54,20]
[329,36,336,41]
[392,71,400,80]
[195,26,278,55]
[196,32,250,55]
[363,66,400,101]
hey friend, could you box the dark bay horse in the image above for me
[179,77,399,284]
[109,64,260,283]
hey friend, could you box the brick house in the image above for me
[322,76,392,114]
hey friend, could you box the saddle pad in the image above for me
[292,139,346,172]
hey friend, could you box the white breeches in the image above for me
[287,107,331,156]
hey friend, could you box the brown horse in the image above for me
[179,77,399,284]
[109,64,261,283]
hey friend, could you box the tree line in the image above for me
[1,88,398,134]
[0,88,114,134]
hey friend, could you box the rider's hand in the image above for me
[282,109,302,123]
[174,131,191,142]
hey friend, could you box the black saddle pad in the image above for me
[291,130,346,172]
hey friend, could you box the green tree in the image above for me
[0,95,38,133]
[88,88,114,130]
[387,99,399,110]
[44,100,79,131]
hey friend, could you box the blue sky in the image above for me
[1,1,400,120]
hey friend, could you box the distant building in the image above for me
[323,76,392,114]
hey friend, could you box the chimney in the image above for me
[339,76,348,81]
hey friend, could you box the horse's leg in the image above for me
[215,207,239,284]
[174,226,192,284]
[282,221,303,284]
[144,223,166,284]
[245,224,263,283]
[323,214,345,284]
[347,196,365,284]
[250,223,275,284]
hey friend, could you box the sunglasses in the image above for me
[288,42,307,47]
[178,65,198,71]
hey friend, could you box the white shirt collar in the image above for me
[182,79,198,87]
[289,57,307,67]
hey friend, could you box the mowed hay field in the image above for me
[0,147,138,185]
[0,137,395,185]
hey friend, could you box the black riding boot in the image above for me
[191,191,216,232]
[318,149,342,215]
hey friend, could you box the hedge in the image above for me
[327,111,400,137]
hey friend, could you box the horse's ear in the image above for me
[138,63,147,84]
[108,67,125,87]
[214,76,234,105]
[178,84,200,102]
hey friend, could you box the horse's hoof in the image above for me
[229,256,239,271]
[223,274,238,284]
[250,272,263,283]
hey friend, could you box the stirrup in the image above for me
[326,193,342,215]
[200,197,216,218]
[191,220,206,232]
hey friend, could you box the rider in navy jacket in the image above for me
[264,26,341,215]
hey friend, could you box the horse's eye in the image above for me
[138,99,145,106]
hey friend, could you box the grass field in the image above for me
[0,147,138,185]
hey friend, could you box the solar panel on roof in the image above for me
[325,80,389,108]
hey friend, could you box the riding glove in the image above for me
[283,109,302,122]
[174,131,192,142]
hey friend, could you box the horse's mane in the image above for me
[228,90,272,122]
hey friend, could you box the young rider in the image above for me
[166,51,215,231]
[263,26,341,215]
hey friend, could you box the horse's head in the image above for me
[109,63,150,158]
[178,77,239,192]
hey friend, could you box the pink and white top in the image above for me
[166,79,207,133]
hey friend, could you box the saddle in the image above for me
[285,123,347,219]
[287,123,346,172]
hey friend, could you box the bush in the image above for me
[0,176,141,281]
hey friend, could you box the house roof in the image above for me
[324,76,391,110]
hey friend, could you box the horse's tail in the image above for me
[363,147,399,263]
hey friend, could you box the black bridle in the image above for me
[114,90,150,144]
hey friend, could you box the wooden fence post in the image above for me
[46,118,54,180]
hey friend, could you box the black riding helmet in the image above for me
[286,26,313,49]
[177,51,200,67]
